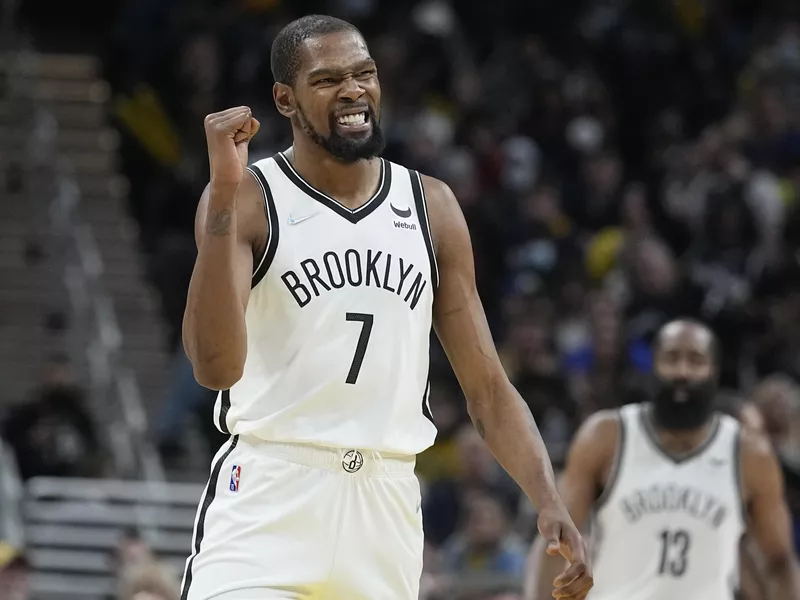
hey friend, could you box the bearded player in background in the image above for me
[526,319,800,599]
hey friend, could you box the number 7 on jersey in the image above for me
[345,313,374,384]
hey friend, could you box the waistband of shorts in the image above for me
[237,435,416,476]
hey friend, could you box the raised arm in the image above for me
[183,107,266,390]
[525,411,618,600]
[423,175,592,598]
[741,429,800,598]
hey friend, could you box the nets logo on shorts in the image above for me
[229,465,241,492]
[342,450,364,473]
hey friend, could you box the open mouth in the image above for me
[335,111,370,129]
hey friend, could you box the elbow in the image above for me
[464,371,512,420]
[189,355,244,391]
[193,366,243,391]
[183,328,245,390]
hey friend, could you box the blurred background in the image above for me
[2,0,800,598]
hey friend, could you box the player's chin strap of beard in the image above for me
[652,377,718,431]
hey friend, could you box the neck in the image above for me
[287,136,380,210]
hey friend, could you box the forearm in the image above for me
[765,556,800,598]
[468,379,561,511]
[184,184,248,389]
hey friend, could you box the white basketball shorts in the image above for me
[180,435,424,599]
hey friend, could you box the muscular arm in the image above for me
[731,399,769,600]
[425,175,562,509]
[525,412,618,600]
[742,428,800,598]
[182,173,266,389]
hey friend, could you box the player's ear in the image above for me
[273,83,296,118]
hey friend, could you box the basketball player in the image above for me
[180,14,592,600]
[526,319,800,599]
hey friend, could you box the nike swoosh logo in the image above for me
[287,213,315,225]
[390,204,412,218]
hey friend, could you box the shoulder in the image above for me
[739,426,783,500]
[416,173,452,198]
[417,174,458,216]
[739,426,777,468]
[567,409,621,470]
[412,174,466,254]
[574,409,621,447]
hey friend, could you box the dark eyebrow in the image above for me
[307,58,376,81]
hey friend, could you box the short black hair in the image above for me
[654,318,720,366]
[270,15,363,86]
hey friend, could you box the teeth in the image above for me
[337,113,366,126]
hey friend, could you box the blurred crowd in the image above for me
[0,528,183,600]
[5,0,800,598]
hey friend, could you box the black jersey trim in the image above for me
[181,435,239,600]
[595,412,626,508]
[733,426,747,525]
[409,170,439,290]
[422,378,434,424]
[217,390,231,435]
[639,403,722,464]
[247,166,279,289]
[274,152,391,224]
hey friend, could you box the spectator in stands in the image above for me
[685,183,765,385]
[155,344,223,463]
[0,354,104,481]
[114,528,180,600]
[117,559,180,600]
[505,180,581,300]
[750,375,800,553]
[751,375,800,451]
[0,542,29,600]
[564,293,649,415]
[750,260,800,380]
[571,150,626,233]
[114,528,155,572]
[501,304,576,467]
[423,425,520,546]
[621,236,696,347]
[440,491,527,578]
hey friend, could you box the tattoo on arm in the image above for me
[207,209,232,237]
[476,419,486,439]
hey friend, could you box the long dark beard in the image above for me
[296,104,385,163]
[652,377,717,431]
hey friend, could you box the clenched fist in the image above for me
[204,107,261,186]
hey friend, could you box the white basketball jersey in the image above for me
[590,403,745,600]
[212,152,439,455]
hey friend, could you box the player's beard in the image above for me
[652,376,717,431]
[296,104,385,163]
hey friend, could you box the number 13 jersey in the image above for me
[212,152,438,455]
[589,403,745,600]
